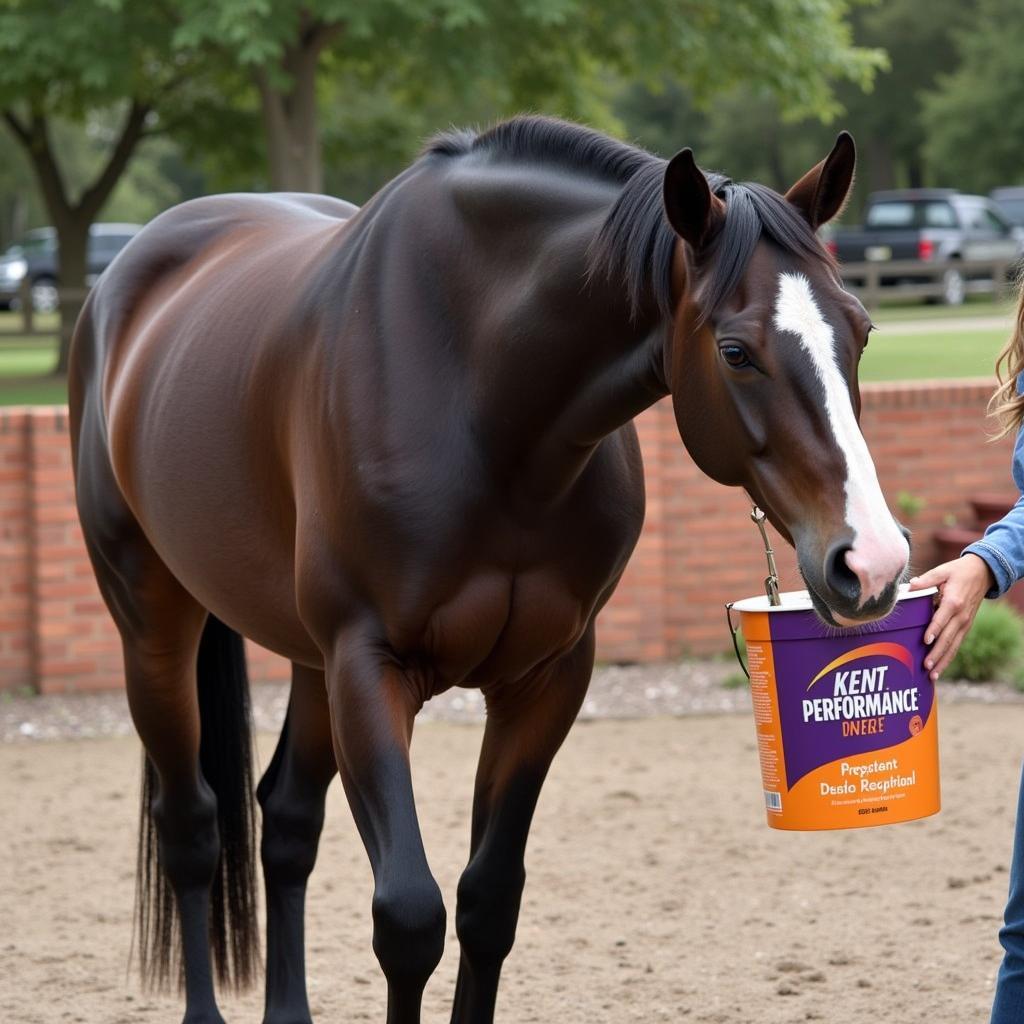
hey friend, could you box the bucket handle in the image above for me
[725,603,749,679]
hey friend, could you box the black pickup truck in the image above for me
[828,189,1023,304]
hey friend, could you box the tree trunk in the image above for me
[865,136,897,193]
[258,78,322,192]
[906,155,925,190]
[254,20,339,193]
[52,217,89,375]
[768,139,788,195]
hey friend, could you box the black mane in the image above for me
[424,115,832,321]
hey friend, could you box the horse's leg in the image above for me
[326,639,446,1024]
[450,630,594,1024]
[124,607,226,1024]
[257,663,337,1024]
[75,427,254,1022]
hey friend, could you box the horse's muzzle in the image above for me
[803,524,911,626]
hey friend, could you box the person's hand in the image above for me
[908,554,995,681]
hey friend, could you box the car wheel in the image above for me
[941,266,965,306]
[30,277,59,314]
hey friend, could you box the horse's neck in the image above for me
[443,164,671,491]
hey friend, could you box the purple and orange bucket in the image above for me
[728,585,941,831]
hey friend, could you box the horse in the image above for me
[69,115,910,1024]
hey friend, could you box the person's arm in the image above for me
[909,490,1024,681]
[962,492,1024,597]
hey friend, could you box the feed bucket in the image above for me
[728,585,940,831]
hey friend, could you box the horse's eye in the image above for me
[720,344,751,369]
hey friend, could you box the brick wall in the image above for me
[0,381,1014,691]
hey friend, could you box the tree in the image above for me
[0,138,45,251]
[617,0,979,217]
[0,0,217,371]
[617,80,833,192]
[176,0,885,193]
[922,0,1024,192]
[834,0,971,193]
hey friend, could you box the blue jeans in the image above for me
[992,764,1024,1023]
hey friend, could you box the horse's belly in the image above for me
[161,538,320,667]
[421,568,588,687]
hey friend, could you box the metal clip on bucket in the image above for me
[750,506,781,607]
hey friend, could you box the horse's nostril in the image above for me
[824,543,860,603]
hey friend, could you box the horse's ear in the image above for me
[785,131,856,229]
[663,148,723,249]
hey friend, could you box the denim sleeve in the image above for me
[962,406,1024,598]
[963,501,1024,598]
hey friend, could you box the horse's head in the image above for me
[661,134,909,626]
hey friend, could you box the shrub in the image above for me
[947,602,1024,682]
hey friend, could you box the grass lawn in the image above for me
[0,337,66,406]
[0,310,65,404]
[860,327,1007,381]
[0,373,67,406]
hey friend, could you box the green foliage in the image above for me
[922,0,1024,191]
[173,0,885,122]
[947,602,1024,683]
[0,0,888,222]
[618,0,989,216]
[170,0,888,195]
[831,0,970,197]
[0,0,174,111]
[0,136,45,250]
[1012,662,1024,693]
[896,491,926,521]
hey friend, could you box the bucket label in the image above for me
[778,640,933,787]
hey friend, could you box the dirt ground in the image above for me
[2,703,1022,1023]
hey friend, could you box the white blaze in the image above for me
[773,272,908,604]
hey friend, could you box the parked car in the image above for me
[990,186,1024,229]
[0,223,141,312]
[828,190,1023,305]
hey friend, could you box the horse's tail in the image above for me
[135,614,259,991]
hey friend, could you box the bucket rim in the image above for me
[729,582,938,615]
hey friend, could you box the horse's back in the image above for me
[77,189,359,418]
[83,192,357,349]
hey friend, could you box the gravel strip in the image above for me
[2,661,1022,743]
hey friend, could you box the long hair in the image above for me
[989,278,1024,438]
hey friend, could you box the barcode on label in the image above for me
[764,790,782,811]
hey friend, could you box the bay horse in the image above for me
[69,116,909,1024]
